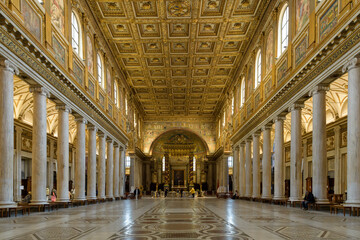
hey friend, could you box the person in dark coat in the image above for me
[302,191,315,210]
[134,187,140,198]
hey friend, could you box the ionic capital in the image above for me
[75,116,87,124]
[29,85,50,98]
[56,104,72,113]
[261,124,272,131]
[98,131,105,138]
[106,137,113,143]
[342,57,360,73]
[273,115,286,123]
[252,132,260,138]
[309,84,330,97]
[113,142,119,148]
[288,103,304,112]
[87,123,97,132]
[0,58,19,75]
[240,141,246,147]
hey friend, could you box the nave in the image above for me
[0,198,359,240]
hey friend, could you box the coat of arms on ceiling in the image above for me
[167,0,191,17]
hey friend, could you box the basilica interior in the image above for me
[1,0,360,239]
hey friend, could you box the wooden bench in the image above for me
[287,200,302,208]
[331,205,352,216]
[272,199,288,206]
[9,206,31,217]
[87,199,97,204]
[314,202,336,211]
[261,198,272,203]
[352,207,360,216]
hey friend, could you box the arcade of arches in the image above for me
[1,0,360,239]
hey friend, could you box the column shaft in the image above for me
[239,143,246,197]
[233,147,239,193]
[262,126,272,199]
[245,139,252,197]
[30,86,49,204]
[274,117,285,199]
[252,134,260,198]
[87,125,97,200]
[56,105,71,202]
[113,144,120,198]
[289,104,303,201]
[119,147,125,196]
[106,139,114,199]
[98,133,106,199]
[0,59,17,207]
[74,117,87,201]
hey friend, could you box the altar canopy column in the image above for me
[233,146,239,193]
[119,146,125,196]
[252,133,260,198]
[87,124,97,200]
[0,58,18,207]
[289,103,304,201]
[311,84,330,202]
[343,58,360,206]
[30,86,50,205]
[239,142,246,197]
[262,125,272,199]
[245,139,252,197]
[113,143,120,198]
[274,116,286,200]
[56,104,71,202]
[74,117,87,201]
[98,132,106,199]
[189,153,194,188]
[106,138,114,199]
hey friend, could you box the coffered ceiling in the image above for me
[88,0,268,117]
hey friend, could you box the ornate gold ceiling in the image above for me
[89,0,266,117]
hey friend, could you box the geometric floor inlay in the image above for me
[109,200,253,240]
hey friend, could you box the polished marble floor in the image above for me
[1,198,360,240]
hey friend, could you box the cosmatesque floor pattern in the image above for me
[1,198,360,240]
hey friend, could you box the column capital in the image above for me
[246,137,252,143]
[120,145,126,151]
[342,57,360,73]
[0,58,19,75]
[106,137,113,143]
[261,124,272,131]
[87,124,97,132]
[98,131,105,138]
[288,103,304,112]
[309,84,330,97]
[113,142,119,148]
[273,115,286,123]
[234,145,240,151]
[75,116,87,124]
[252,132,260,138]
[29,85,50,98]
[240,141,246,146]
[56,104,72,113]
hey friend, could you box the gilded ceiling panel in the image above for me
[89,0,266,117]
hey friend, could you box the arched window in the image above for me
[223,111,226,127]
[97,53,103,87]
[193,156,196,171]
[231,96,234,115]
[162,156,165,171]
[114,82,119,107]
[71,12,82,58]
[125,156,131,168]
[125,97,128,115]
[228,156,233,168]
[278,5,289,56]
[240,77,245,107]
[255,50,262,88]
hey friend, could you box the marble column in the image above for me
[302,139,308,195]
[98,132,106,199]
[239,142,246,197]
[130,156,135,192]
[223,155,229,192]
[14,126,23,202]
[245,139,252,197]
[273,116,286,199]
[74,117,87,201]
[333,125,342,194]
[106,138,114,199]
[289,103,304,201]
[113,143,120,198]
[252,133,260,198]
[87,124,97,200]
[48,139,55,191]
[119,146,125,196]
[30,86,50,205]
[146,162,151,191]
[233,146,239,193]
[0,59,18,207]
[56,104,71,202]
[343,58,360,206]
[207,163,213,190]
[262,125,272,199]
[311,84,330,202]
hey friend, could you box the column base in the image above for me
[316,198,329,203]
[273,196,286,200]
[97,196,106,200]
[289,197,301,202]
[30,200,49,205]
[56,198,70,203]
[73,197,86,201]
[344,200,360,207]
[252,194,260,198]
[87,196,97,200]
[106,196,114,199]
[0,202,17,208]
[261,195,272,199]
